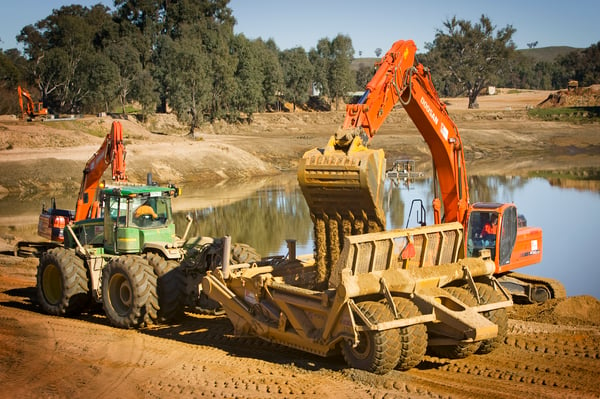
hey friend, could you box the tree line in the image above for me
[0,2,598,130]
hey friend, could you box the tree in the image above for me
[105,41,143,114]
[0,49,27,114]
[309,38,331,99]
[259,39,284,112]
[132,68,158,121]
[153,32,211,135]
[17,4,113,113]
[425,15,517,108]
[83,51,119,113]
[328,35,355,109]
[355,64,374,91]
[557,41,600,87]
[279,47,313,111]
[309,35,355,109]
[231,34,263,120]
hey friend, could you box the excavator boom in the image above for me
[37,121,128,243]
[75,121,127,220]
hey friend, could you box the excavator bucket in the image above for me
[297,136,387,285]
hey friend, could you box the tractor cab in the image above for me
[102,185,179,256]
[66,184,182,259]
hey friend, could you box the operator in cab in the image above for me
[134,200,158,220]
[482,214,498,239]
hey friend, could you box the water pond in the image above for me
[174,174,599,299]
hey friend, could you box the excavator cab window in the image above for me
[498,206,518,265]
[466,211,498,259]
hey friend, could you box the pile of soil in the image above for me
[538,84,600,108]
[509,295,600,326]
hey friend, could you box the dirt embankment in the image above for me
[0,89,599,398]
[0,89,599,197]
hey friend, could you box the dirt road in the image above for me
[1,255,599,399]
[1,89,600,398]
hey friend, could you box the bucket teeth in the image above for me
[297,141,387,285]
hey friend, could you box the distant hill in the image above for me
[351,57,378,71]
[352,46,583,68]
[518,46,582,62]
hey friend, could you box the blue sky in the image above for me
[2,0,599,55]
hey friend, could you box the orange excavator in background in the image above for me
[37,121,127,243]
[18,86,49,121]
[298,39,565,303]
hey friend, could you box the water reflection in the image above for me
[172,174,599,298]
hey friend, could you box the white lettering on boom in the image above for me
[420,96,439,126]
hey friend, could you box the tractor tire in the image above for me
[231,243,261,264]
[428,287,481,359]
[392,297,428,370]
[145,253,185,323]
[102,255,159,329]
[181,240,261,274]
[36,247,90,316]
[474,282,508,354]
[341,301,401,374]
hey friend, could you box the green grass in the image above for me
[529,167,600,181]
[527,106,600,123]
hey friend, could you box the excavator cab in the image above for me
[466,203,519,270]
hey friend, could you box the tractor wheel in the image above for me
[341,301,401,374]
[102,255,158,329]
[182,240,261,274]
[145,253,185,323]
[36,247,90,316]
[429,287,481,359]
[392,297,428,370]
[207,241,261,271]
[231,243,261,264]
[474,282,508,354]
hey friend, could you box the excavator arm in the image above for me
[74,121,127,220]
[38,121,128,242]
[299,40,468,236]
[346,40,469,224]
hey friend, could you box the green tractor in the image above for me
[36,183,259,328]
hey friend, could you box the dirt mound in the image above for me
[537,84,600,108]
[508,295,600,326]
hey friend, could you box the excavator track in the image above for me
[499,271,567,303]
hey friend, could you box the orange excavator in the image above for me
[298,39,565,303]
[37,121,127,242]
[18,86,49,121]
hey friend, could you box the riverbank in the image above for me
[1,89,599,197]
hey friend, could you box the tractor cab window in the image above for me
[467,211,498,259]
[129,195,171,228]
[107,196,127,227]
